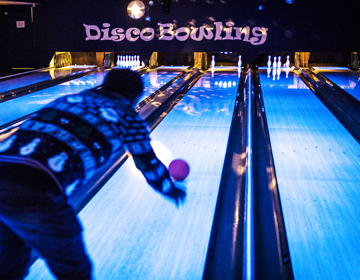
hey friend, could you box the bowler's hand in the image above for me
[161,178,187,207]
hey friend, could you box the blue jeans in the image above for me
[0,163,92,279]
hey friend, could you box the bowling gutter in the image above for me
[204,68,295,279]
[299,69,360,145]
[252,70,294,279]
[141,67,203,130]
[203,68,247,279]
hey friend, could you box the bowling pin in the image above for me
[272,68,276,80]
[278,56,282,68]
[273,57,277,68]
[137,55,140,67]
[211,55,215,68]
[277,67,281,80]
[238,55,242,69]
[125,55,129,68]
[117,55,120,67]
[211,66,215,77]
[267,67,271,78]
[267,55,272,68]
[287,55,291,67]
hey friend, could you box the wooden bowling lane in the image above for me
[258,70,360,280]
[25,68,240,279]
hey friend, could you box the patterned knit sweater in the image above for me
[0,89,171,196]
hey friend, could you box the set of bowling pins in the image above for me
[267,55,291,79]
[116,55,140,68]
[210,55,242,77]
[267,55,290,69]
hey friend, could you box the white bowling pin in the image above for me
[267,55,272,68]
[286,55,290,67]
[211,55,215,68]
[273,57,277,68]
[238,55,242,69]
[278,56,282,68]
[267,67,271,78]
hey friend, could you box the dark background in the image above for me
[0,0,359,69]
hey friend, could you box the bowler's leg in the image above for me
[20,196,93,280]
[29,232,92,280]
[0,220,32,280]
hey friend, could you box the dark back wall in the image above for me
[0,0,359,69]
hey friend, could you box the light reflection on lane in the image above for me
[259,67,308,89]
[171,70,239,120]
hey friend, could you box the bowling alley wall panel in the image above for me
[0,0,359,68]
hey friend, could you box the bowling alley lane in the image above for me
[0,66,93,93]
[312,67,360,101]
[0,66,184,128]
[25,67,240,279]
[258,68,360,279]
